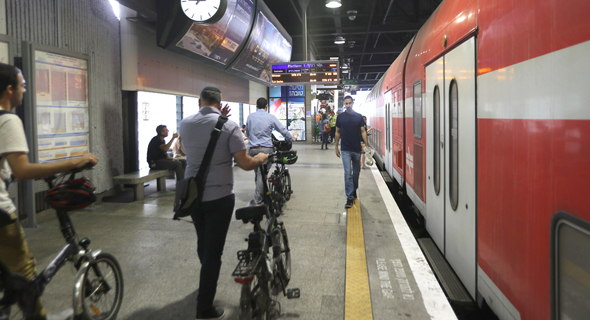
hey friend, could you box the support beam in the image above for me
[373,0,395,49]
[117,0,157,19]
[289,0,320,59]
[291,22,422,37]
[358,0,380,81]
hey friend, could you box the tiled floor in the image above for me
[20,143,452,320]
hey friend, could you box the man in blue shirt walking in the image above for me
[335,96,368,209]
[246,97,294,204]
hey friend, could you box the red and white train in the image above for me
[362,0,590,319]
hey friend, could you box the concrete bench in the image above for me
[112,169,173,201]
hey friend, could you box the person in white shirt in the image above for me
[0,62,97,320]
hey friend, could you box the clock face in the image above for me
[181,0,223,23]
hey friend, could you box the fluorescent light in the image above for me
[334,36,346,45]
[330,57,339,60]
[326,0,342,8]
[342,70,349,73]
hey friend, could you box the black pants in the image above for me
[153,159,185,180]
[190,194,235,313]
[330,127,336,142]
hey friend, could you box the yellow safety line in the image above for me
[345,197,374,320]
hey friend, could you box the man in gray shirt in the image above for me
[179,87,268,320]
[246,97,293,203]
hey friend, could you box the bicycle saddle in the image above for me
[235,200,268,223]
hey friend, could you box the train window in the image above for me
[433,85,441,196]
[551,212,590,319]
[413,81,422,139]
[449,80,458,211]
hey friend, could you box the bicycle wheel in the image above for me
[282,171,291,201]
[77,253,123,320]
[250,273,272,320]
[277,225,291,285]
[238,283,252,320]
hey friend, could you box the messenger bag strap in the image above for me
[195,115,228,184]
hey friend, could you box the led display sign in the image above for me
[271,60,340,85]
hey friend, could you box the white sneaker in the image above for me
[46,308,74,320]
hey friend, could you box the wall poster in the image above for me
[34,50,89,163]
[267,85,306,141]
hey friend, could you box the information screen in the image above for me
[271,60,340,85]
[176,0,254,65]
[232,11,292,82]
[34,50,90,163]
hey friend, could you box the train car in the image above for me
[364,0,590,319]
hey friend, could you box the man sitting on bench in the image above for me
[147,125,185,181]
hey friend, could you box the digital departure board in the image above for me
[271,60,340,85]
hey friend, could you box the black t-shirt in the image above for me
[147,136,167,163]
[336,111,365,152]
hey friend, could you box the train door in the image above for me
[425,57,446,253]
[425,37,477,299]
[384,90,393,174]
[444,37,477,299]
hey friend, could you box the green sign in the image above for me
[343,79,358,85]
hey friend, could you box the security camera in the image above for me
[347,10,357,21]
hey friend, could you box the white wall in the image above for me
[183,97,200,118]
[120,6,251,102]
[137,91,177,171]
[249,81,267,104]
[0,0,6,34]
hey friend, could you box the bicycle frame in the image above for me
[1,169,114,319]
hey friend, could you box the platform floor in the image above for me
[23,143,456,320]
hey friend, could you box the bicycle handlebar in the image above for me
[43,163,94,189]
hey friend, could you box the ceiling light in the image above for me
[325,0,342,8]
[334,36,346,45]
[342,70,349,73]
[330,57,339,60]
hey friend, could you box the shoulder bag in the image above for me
[173,115,228,220]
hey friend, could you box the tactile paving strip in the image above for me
[345,198,374,320]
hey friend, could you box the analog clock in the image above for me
[180,0,227,25]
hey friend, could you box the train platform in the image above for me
[22,143,457,320]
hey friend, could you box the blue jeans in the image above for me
[321,132,329,148]
[341,150,361,200]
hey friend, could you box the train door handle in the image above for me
[441,141,444,148]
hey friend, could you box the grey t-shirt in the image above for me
[179,106,246,202]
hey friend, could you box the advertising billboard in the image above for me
[231,11,292,82]
[175,0,254,65]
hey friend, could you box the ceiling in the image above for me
[117,0,441,90]
[265,0,441,90]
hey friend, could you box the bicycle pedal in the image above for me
[287,288,300,299]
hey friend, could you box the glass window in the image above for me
[553,212,590,319]
[433,86,441,196]
[413,81,422,139]
[449,80,459,211]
